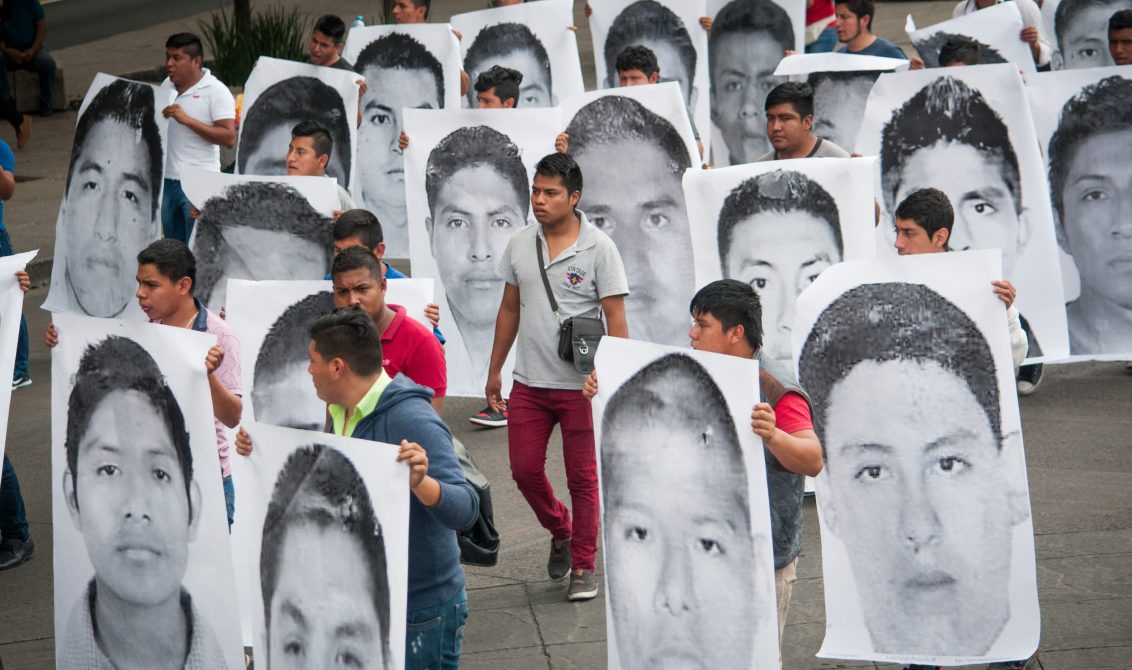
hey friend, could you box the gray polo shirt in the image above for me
[497,211,629,390]
[756,136,850,162]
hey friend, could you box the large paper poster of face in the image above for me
[452,0,585,108]
[707,0,805,165]
[855,64,1070,361]
[906,3,1036,72]
[1024,66,1132,359]
[226,278,435,430]
[236,57,361,192]
[591,337,779,669]
[684,157,876,367]
[344,25,463,258]
[181,167,337,311]
[774,52,906,154]
[43,73,167,319]
[1043,0,1132,69]
[589,0,713,153]
[230,422,410,670]
[50,314,243,669]
[403,108,557,396]
[560,84,699,346]
[792,250,1039,665]
[0,250,35,468]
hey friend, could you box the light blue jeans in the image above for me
[223,475,234,530]
[405,589,467,670]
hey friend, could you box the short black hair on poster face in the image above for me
[238,77,351,180]
[65,336,195,518]
[333,209,384,249]
[764,81,815,118]
[309,306,384,376]
[137,239,197,289]
[253,291,335,413]
[424,125,530,218]
[465,23,552,97]
[915,32,1005,68]
[1054,0,1130,50]
[534,152,584,197]
[331,245,384,281]
[313,14,347,44]
[355,32,445,103]
[688,279,764,353]
[605,0,697,86]
[565,95,691,178]
[711,0,794,60]
[894,187,955,242]
[260,444,392,665]
[67,78,164,219]
[879,76,1022,214]
[291,120,334,162]
[615,44,660,78]
[474,65,524,106]
[166,32,204,61]
[806,69,880,92]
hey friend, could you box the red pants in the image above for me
[507,381,599,571]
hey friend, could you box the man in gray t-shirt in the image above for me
[487,153,628,602]
[755,81,851,162]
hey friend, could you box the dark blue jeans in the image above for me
[1,455,29,541]
[0,48,56,110]
[405,589,467,670]
[0,226,29,379]
[161,178,195,243]
[223,474,234,530]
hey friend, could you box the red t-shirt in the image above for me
[381,304,447,398]
[774,391,814,434]
[807,0,836,29]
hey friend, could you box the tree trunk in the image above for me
[234,0,252,32]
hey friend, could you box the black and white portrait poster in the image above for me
[1024,65,1132,359]
[229,422,410,670]
[0,250,35,469]
[403,107,557,396]
[452,0,585,108]
[588,0,713,153]
[707,0,806,166]
[684,156,876,368]
[50,313,243,669]
[235,56,360,191]
[855,63,1070,361]
[43,73,168,319]
[225,277,435,430]
[591,336,780,670]
[1042,0,1132,69]
[180,166,337,312]
[792,249,1039,665]
[773,52,906,154]
[906,3,1036,72]
[560,83,700,346]
[343,24,464,258]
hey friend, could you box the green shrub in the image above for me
[199,5,310,88]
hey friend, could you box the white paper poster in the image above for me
[43,73,167,319]
[236,56,361,192]
[180,166,337,311]
[452,0,585,107]
[592,337,780,669]
[1024,65,1132,360]
[51,314,243,669]
[855,63,1070,362]
[403,107,558,396]
[0,250,35,472]
[344,24,464,258]
[589,0,713,153]
[907,3,1037,72]
[1042,0,1131,69]
[684,156,877,367]
[230,422,410,670]
[792,250,1039,665]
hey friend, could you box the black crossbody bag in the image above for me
[535,237,605,374]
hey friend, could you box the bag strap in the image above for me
[534,236,562,323]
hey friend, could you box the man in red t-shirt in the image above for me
[330,246,446,411]
[583,279,822,651]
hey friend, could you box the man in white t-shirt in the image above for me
[160,33,237,244]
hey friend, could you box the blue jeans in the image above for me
[405,589,467,670]
[0,48,56,110]
[1,455,29,541]
[806,26,839,53]
[162,178,195,243]
[0,226,29,379]
[223,475,234,530]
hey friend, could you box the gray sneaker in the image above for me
[547,538,571,581]
[567,570,599,601]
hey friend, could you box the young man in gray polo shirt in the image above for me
[486,153,629,601]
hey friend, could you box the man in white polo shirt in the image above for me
[160,33,237,244]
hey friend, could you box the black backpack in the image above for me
[453,438,500,566]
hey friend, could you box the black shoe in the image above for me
[0,536,34,570]
[468,405,507,428]
[11,375,31,390]
[547,538,571,581]
[1016,362,1043,396]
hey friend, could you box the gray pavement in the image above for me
[2,1,1131,669]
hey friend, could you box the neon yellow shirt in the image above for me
[329,372,392,437]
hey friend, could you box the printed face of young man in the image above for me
[1059,128,1132,310]
[255,363,325,432]
[711,32,784,164]
[63,119,157,318]
[605,421,758,670]
[812,76,874,150]
[67,390,198,608]
[427,164,525,329]
[893,141,1024,276]
[468,49,552,107]
[268,521,386,669]
[209,227,327,310]
[723,210,840,366]
[358,65,440,214]
[821,359,1017,655]
[574,140,694,346]
[1058,0,1128,68]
